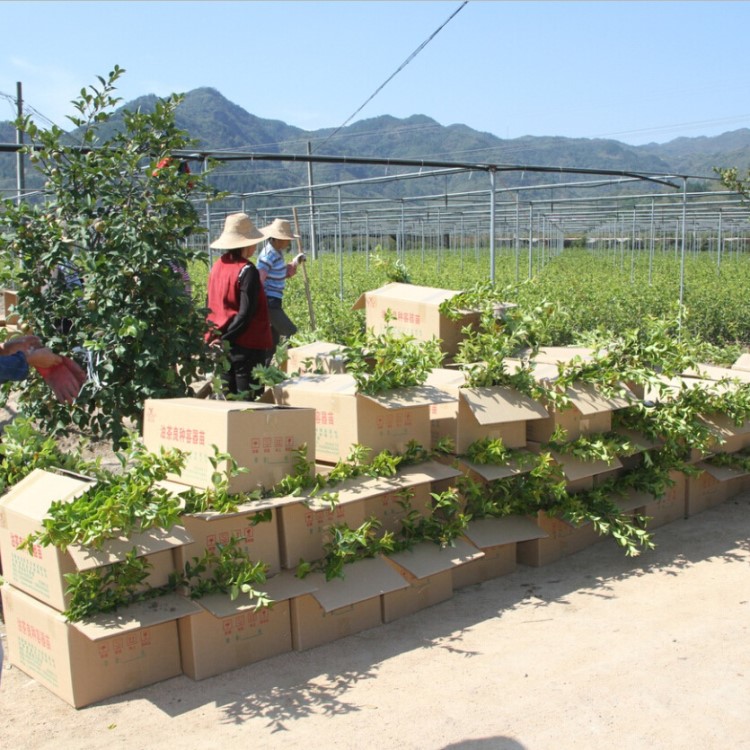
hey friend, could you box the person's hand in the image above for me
[1,335,43,355]
[26,347,63,369]
[294,253,306,265]
[30,352,86,404]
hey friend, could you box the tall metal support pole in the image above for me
[514,193,520,283]
[365,212,370,271]
[489,169,496,284]
[528,204,534,280]
[337,187,344,301]
[16,82,25,203]
[630,209,636,283]
[678,178,687,336]
[648,199,655,285]
[717,209,723,273]
[306,142,317,261]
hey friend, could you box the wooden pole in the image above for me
[293,207,316,330]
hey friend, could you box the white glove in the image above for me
[293,253,306,264]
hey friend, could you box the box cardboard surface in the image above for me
[352,282,480,359]
[453,515,547,588]
[732,353,750,373]
[1,584,199,708]
[175,496,293,579]
[516,511,603,567]
[269,374,446,463]
[425,367,468,448]
[290,556,408,651]
[382,539,482,622]
[142,398,316,493]
[455,386,549,454]
[277,461,461,568]
[284,341,347,375]
[0,469,192,612]
[178,571,316,680]
[686,462,750,516]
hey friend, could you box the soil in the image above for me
[1,483,749,749]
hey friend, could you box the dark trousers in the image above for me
[266,296,297,364]
[224,344,267,398]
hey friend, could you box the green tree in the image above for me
[0,67,219,446]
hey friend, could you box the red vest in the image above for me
[206,254,272,349]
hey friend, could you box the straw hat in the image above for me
[210,213,265,250]
[260,218,299,241]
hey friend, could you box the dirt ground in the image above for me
[2,488,749,750]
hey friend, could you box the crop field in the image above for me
[191,246,750,359]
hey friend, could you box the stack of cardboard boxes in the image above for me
[5,284,749,706]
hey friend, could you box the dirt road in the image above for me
[2,491,749,750]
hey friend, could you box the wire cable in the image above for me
[314,1,468,153]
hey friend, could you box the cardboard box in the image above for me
[527,380,630,443]
[732,353,750,373]
[269,374,447,464]
[178,571,316,680]
[699,412,750,454]
[641,470,687,528]
[277,461,462,569]
[454,452,537,484]
[528,443,623,493]
[425,367,468,449]
[683,363,750,385]
[175,496,293,579]
[142,398,316,494]
[516,511,603,567]
[455,386,549,454]
[453,515,548,589]
[0,469,192,613]
[351,282,481,359]
[686,462,750,516]
[1,584,199,708]
[290,556,409,651]
[283,341,347,375]
[382,539,481,622]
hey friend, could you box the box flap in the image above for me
[145,397,277,416]
[352,282,462,311]
[699,412,750,438]
[0,468,94,524]
[459,386,549,425]
[71,593,202,640]
[563,381,632,415]
[732,353,750,372]
[457,454,535,482]
[462,515,548,547]
[194,570,318,617]
[273,373,358,399]
[549,451,623,481]
[387,538,483,579]
[306,556,409,611]
[66,524,194,571]
[361,384,455,410]
[611,428,662,451]
[613,492,651,513]
[519,346,597,365]
[393,460,464,485]
[697,461,750,481]
[683,363,750,384]
[425,367,468,392]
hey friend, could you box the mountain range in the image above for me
[2,86,749,203]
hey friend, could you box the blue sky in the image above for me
[1,1,749,147]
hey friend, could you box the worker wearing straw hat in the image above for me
[257,218,306,364]
[206,213,272,398]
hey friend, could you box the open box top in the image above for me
[386,538,483,579]
[462,515,549,548]
[1,469,193,572]
[458,386,549,426]
[303,556,410,612]
[270,373,453,410]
